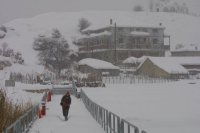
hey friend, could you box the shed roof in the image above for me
[137,56,193,74]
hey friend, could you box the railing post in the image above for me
[120,120,124,133]
[117,117,120,133]
[134,127,139,133]
[141,130,147,133]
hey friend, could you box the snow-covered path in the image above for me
[29,95,105,133]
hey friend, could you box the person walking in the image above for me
[60,91,71,120]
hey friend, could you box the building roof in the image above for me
[148,57,188,74]
[85,31,111,38]
[137,56,196,74]
[123,57,138,64]
[83,24,165,33]
[78,58,119,70]
[123,56,148,64]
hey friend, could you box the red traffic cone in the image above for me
[41,102,46,116]
[39,110,42,118]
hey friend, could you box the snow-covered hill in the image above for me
[0,11,200,65]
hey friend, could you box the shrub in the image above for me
[0,89,32,132]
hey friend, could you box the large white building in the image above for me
[77,22,169,64]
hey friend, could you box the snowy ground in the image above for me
[29,95,105,133]
[1,79,200,133]
[0,82,52,104]
[83,79,200,133]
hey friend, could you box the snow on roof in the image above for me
[123,57,138,64]
[89,31,111,38]
[138,56,148,63]
[84,23,165,32]
[149,57,188,74]
[138,56,190,74]
[78,58,119,70]
[130,31,150,36]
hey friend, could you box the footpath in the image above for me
[29,95,105,133]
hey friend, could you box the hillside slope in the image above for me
[0,11,200,65]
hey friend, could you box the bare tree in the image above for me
[78,18,91,32]
[33,29,72,77]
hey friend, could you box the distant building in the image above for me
[77,23,169,64]
[150,0,189,14]
[78,58,120,76]
[171,44,200,57]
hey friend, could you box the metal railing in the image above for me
[51,84,73,95]
[4,92,47,133]
[102,76,173,84]
[80,89,147,133]
[4,104,39,133]
[71,80,80,98]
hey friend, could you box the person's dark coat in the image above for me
[60,92,71,109]
[60,92,71,119]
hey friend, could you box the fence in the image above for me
[4,105,39,133]
[80,89,147,133]
[102,76,173,84]
[4,92,47,133]
[51,85,73,95]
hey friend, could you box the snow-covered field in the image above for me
[1,78,200,133]
[83,80,200,133]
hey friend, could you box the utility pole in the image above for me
[114,22,117,65]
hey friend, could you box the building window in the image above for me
[132,38,135,44]
[137,38,140,44]
[143,29,147,32]
[153,39,158,44]
[136,28,141,31]
[153,29,158,33]
[144,38,146,42]
[119,38,124,43]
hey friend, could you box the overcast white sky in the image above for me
[0,0,200,24]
